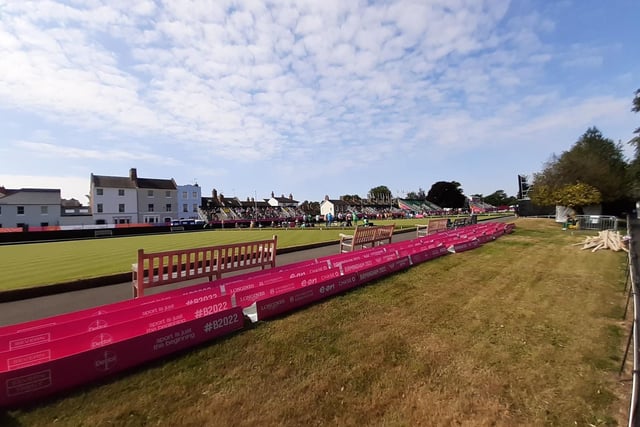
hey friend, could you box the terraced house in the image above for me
[90,168,178,225]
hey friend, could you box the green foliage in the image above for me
[483,190,517,207]
[340,194,362,203]
[555,182,602,207]
[368,185,392,203]
[531,127,630,207]
[299,200,320,214]
[405,188,427,201]
[426,181,466,208]
[631,88,640,156]
[630,89,640,198]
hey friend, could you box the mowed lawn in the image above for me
[0,217,496,292]
[2,218,631,426]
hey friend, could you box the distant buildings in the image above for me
[0,187,61,229]
[0,168,200,228]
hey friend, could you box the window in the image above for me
[41,206,48,215]
[192,191,198,199]
[165,203,172,212]
[147,190,154,197]
[118,189,125,196]
[183,204,188,213]
[97,203,103,213]
[193,204,198,212]
[182,191,187,199]
[119,204,125,213]
[17,206,24,215]
[165,190,171,197]
[0,206,2,215]
[40,222,48,227]
[96,188,103,196]
[148,203,154,212]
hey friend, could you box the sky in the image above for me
[0,0,638,204]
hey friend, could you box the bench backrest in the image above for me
[340,224,395,252]
[133,236,277,297]
[416,218,448,237]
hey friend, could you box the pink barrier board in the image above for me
[255,272,362,320]
[0,294,232,354]
[447,238,481,253]
[0,281,225,337]
[408,245,450,264]
[223,261,333,296]
[234,269,343,308]
[0,296,240,373]
[0,306,243,408]
[319,246,389,269]
[339,252,399,275]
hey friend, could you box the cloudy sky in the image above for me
[0,0,638,204]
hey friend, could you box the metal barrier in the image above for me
[622,215,639,426]
[575,215,618,231]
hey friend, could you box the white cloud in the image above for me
[0,0,636,202]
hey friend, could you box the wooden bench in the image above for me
[416,218,448,237]
[132,236,277,297]
[450,217,470,229]
[339,224,395,252]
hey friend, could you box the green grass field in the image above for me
[1,218,633,426]
[0,216,504,291]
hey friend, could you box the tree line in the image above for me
[528,89,640,215]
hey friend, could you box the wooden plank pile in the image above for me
[573,230,629,253]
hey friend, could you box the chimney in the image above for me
[289,193,293,200]
[129,168,137,181]
[212,189,217,199]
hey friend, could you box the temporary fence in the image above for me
[622,215,639,427]
[575,215,618,231]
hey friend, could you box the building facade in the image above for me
[177,184,202,220]
[0,188,62,229]
[91,168,178,224]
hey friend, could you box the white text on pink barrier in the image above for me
[234,269,342,308]
[0,306,243,408]
[0,296,236,372]
[0,293,230,353]
[0,281,225,337]
[255,272,362,321]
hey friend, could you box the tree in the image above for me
[299,200,320,214]
[483,190,517,207]
[340,194,362,204]
[426,181,466,208]
[631,88,640,157]
[629,89,640,199]
[530,127,629,211]
[531,182,601,212]
[405,188,427,200]
[368,186,392,204]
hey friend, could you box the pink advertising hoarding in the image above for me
[0,293,232,354]
[255,272,361,320]
[0,306,243,408]
[234,268,343,308]
[0,295,237,373]
[0,281,226,337]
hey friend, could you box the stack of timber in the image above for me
[573,230,629,253]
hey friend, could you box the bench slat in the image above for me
[132,236,277,297]
[339,225,395,253]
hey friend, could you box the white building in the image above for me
[91,168,178,224]
[177,183,202,220]
[0,187,62,229]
